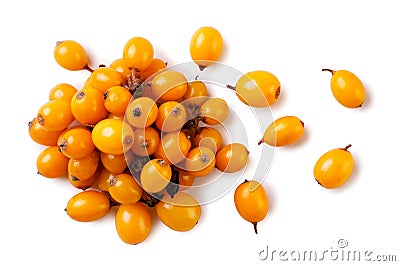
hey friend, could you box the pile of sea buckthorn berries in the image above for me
[29,26,366,244]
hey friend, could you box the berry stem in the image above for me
[252,222,258,234]
[226,84,236,91]
[342,144,352,151]
[257,138,264,145]
[322,68,335,75]
[84,65,94,73]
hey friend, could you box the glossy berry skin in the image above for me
[92,119,135,155]
[260,116,304,147]
[155,101,187,133]
[49,83,78,102]
[66,190,110,222]
[71,89,108,126]
[193,127,223,154]
[141,58,167,80]
[322,69,366,108]
[36,146,69,178]
[115,203,151,245]
[155,191,201,232]
[90,67,124,94]
[182,80,209,108]
[110,58,132,80]
[140,159,172,193]
[200,97,229,125]
[151,70,188,101]
[69,164,101,190]
[57,127,95,159]
[131,127,160,157]
[54,40,89,71]
[104,86,132,115]
[100,152,127,174]
[234,180,268,234]
[185,147,215,177]
[190,26,223,70]
[68,150,99,181]
[37,100,74,131]
[28,117,64,146]
[109,173,142,204]
[313,145,354,189]
[97,168,116,193]
[125,97,158,128]
[215,143,249,173]
[154,131,191,165]
[123,37,154,71]
[235,71,281,107]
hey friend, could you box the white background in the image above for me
[1,0,399,265]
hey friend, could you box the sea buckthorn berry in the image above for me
[123,37,154,71]
[322,69,366,108]
[194,127,223,154]
[107,113,124,120]
[104,86,132,115]
[68,149,100,182]
[69,164,102,190]
[155,101,187,133]
[200,97,229,125]
[154,131,191,165]
[232,70,281,107]
[100,152,127,174]
[141,58,167,80]
[109,173,142,204]
[92,119,134,155]
[90,67,124,94]
[178,171,195,190]
[155,191,201,232]
[185,146,215,177]
[37,100,74,131]
[259,116,304,147]
[66,190,110,222]
[151,70,188,101]
[216,143,249,173]
[110,58,132,80]
[182,80,209,108]
[49,83,78,102]
[36,146,69,178]
[97,168,116,193]
[190,26,223,70]
[234,180,269,234]
[71,89,108,126]
[140,159,172,193]
[115,203,151,245]
[28,117,64,146]
[131,127,160,157]
[54,40,90,71]
[57,127,95,159]
[125,97,158,128]
[313,144,354,189]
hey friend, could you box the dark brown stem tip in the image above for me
[342,144,352,151]
[84,65,94,73]
[252,222,258,234]
[258,138,264,145]
[198,65,206,71]
[300,120,305,127]
[226,84,236,90]
[322,68,336,75]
